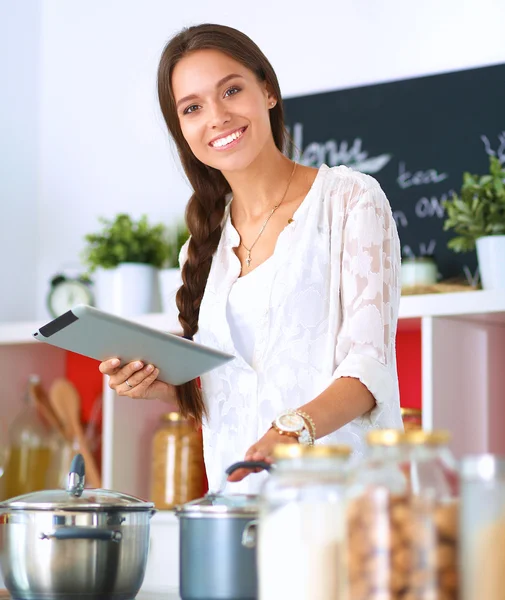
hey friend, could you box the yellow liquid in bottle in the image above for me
[4,446,53,498]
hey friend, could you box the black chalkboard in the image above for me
[283,63,505,282]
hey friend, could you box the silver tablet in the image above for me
[33,304,235,386]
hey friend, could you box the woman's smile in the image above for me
[209,126,248,150]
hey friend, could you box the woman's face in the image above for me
[171,49,276,173]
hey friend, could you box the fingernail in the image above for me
[145,364,154,373]
[134,361,143,369]
[111,359,120,367]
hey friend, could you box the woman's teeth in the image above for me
[211,128,245,148]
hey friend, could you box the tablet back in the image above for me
[33,304,234,386]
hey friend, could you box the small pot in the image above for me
[175,460,271,600]
[0,454,155,600]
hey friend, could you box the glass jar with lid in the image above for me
[460,455,505,600]
[258,443,352,600]
[346,429,459,600]
[150,412,205,510]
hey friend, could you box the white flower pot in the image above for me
[158,268,182,313]
[476,235,505,290]
[92,263,159,317]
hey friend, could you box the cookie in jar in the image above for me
[150,412,206,509]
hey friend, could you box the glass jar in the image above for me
[347,429,459,600]
[258,444,351,600]
[401,407,423,431]
[3,375,58,499]
[401,255,438,289]
[150,412,205,510]
[460,455,505,600]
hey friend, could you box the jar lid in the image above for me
[367,429,404,446]
[162,412,185,422]
[0,454,153,512]
[400,407,422,416]
[175,493,260,517]
[402,430,451,446]
[367,429,450,446]
[272,444,352,460]
[461,454,505,481]
[402,256,436,264]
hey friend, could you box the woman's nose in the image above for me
[208,101,231,128]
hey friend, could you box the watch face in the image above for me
[277,412,304,433]
[48,280,93,317]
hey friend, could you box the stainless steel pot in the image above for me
[175,460,270,600]
[0,454,155,600]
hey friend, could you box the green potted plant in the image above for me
[82,214,171,316]
[443,155,505,290]
[159,220,190,313]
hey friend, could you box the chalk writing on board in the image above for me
[393,211,408,228]
[397,162,448,189]
[288,123,392,174]
[402,240,437,258]
[481,131,505,163]
[415,192,454,219]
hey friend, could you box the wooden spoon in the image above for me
[49,378,102,488]
[30,379,67,439]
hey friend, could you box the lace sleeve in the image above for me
[332,183,401,425]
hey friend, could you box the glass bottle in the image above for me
[347,429,459,600]
[150,412,205,509]
[460,455,505,600]
[258,444,351,600]
[3,375,57,499]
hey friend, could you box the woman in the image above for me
[99,23,403,493]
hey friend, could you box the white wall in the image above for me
[2,0,505,322]
[0,0,41,321]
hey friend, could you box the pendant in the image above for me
[246,252,252,268]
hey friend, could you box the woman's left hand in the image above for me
[227,427,298,483]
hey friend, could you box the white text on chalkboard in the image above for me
[397,162,448,189]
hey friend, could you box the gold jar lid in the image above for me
[161,412,185,422]
[402,430,451,446]
[367,428,450,446]
[272,444,351,460]
[367,429,404,446]
[400,407,422,416]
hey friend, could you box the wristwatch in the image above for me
[271,410,313,446]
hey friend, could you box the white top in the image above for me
[179,164,404,494]
[226,258,275,367]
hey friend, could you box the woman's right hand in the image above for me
[99,358,179,409]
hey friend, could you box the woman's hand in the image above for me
[99,358,179,409]
[227,427,298,483]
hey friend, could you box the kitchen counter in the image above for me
[0,590,181,600]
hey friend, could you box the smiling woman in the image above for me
[98,23,403,495]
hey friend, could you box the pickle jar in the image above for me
[150,412,205,510]
[258,444,352,600]
[346,429,459,600]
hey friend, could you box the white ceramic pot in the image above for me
[476,235,505,290]
[159,268,182,313]
[92,263,159,317]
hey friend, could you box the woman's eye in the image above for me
[183,104,200,115]
[224,86,241,97]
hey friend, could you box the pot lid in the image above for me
[175,493,260,516]
[0,454,154,512]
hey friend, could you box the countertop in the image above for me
[0,590,180,600]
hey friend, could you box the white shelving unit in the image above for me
[2,290,505,477]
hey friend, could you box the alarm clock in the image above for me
[47,274,94,318]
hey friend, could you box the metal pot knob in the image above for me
[67,453,86,497]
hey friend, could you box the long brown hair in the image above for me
[157,24,288,425]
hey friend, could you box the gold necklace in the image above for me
[240,162,297,268]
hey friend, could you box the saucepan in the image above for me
[175,460,271,600]
[0,454,155,600]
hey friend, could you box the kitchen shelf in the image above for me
[2,290,505,345]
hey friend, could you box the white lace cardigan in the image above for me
[179,164,404,494]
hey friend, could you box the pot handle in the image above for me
[242,519,258,549]
[40,527,122,543]
[225,460,272,477]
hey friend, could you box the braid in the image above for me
[175,162,228,424]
